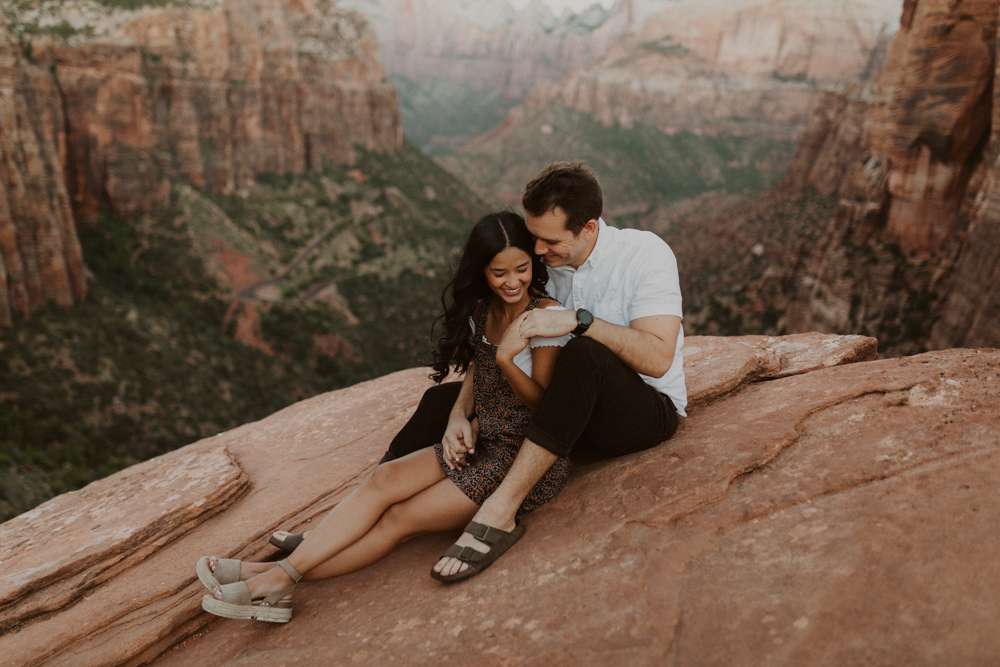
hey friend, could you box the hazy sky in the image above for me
[508,0,616,13]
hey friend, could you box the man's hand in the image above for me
[442,415,478,470]
[518,308,577,339]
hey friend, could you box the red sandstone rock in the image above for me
[152,346,1000,666]
[684,332,878,408]
[0,14,86,325]
[0,447,248,634]
[0,333,946,667]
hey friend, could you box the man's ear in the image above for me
[582,218,599,239]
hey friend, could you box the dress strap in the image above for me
[525,290,552,312]
[474,298,490,335]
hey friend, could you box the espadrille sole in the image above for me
[201,594,292,623]
[196,556,221,593]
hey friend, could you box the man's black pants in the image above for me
[381,337,679,465]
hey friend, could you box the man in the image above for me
[425,161,688,579]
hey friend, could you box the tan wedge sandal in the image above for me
[201,559,302,623]
[196,556,242,593]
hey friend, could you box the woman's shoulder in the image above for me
[536,296,563,310]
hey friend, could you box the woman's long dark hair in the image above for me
[430,211,548,383]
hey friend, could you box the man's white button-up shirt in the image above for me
[545,218,687,416]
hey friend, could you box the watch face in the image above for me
[579,309,594,325]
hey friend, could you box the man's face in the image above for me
[525,207,595,270]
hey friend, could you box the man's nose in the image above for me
[534,239,547,255]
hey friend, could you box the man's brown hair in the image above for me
[522,161,603,234]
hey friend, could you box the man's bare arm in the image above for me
[519,309,681,377]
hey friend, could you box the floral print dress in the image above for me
[434,293,571,516]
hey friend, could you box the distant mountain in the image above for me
[440,0,901,221]
[337,0,665,151]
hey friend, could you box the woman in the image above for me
[197,211,571,622]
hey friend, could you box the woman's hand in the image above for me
[442,414,477,470]
[497,312,530,364]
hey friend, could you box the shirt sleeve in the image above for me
[628,240,683,322]
[529,305,574,348]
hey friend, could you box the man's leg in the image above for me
[380,381,463,463]
[434,337,679,577]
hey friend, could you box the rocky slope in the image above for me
[0,0,401,322]
[669,0,1000,355]
[0,331,913,666]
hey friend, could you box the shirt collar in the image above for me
[580,218,612,269]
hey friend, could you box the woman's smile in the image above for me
[486,247,533,304]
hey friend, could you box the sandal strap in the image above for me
[277,559,302,583]
[214,558,241,585]
[441,544,488,564]
[463,521,510,546]
[217,581,252,605]
[261,583,296,607]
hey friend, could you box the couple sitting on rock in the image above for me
[196,162,688,622]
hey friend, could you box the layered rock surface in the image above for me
[10,332,999,666]
[0,0,401,322]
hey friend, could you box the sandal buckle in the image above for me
[457,546,477,562]
[473,524,491,541]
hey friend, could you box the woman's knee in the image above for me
[377,501,420,540]
[365,458,404,494]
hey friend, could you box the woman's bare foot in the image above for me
[213,561,295,600]
[207,556,274,580]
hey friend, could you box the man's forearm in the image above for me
[584,317,676,378]
[450,370,476,419]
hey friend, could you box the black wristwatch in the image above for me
[572,309,594,336]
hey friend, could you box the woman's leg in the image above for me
[287,447,447,573]
[211,447,458,598]
[302,477,478,580]
[226,477,477,599]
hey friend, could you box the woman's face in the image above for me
[485,246,533,304]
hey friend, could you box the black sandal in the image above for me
[269,532,306,551]
[431,519,525,583]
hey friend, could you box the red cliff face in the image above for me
[0,0,401,322]
[777,0,1000,350]
[0,16,86,326]
[868,0,998,254]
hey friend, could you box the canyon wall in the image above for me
[673,0,1000,354]
[0,0,401,322]
[0,15,85,326]
[521,0,902,137]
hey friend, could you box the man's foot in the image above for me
[433,505,519,579]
